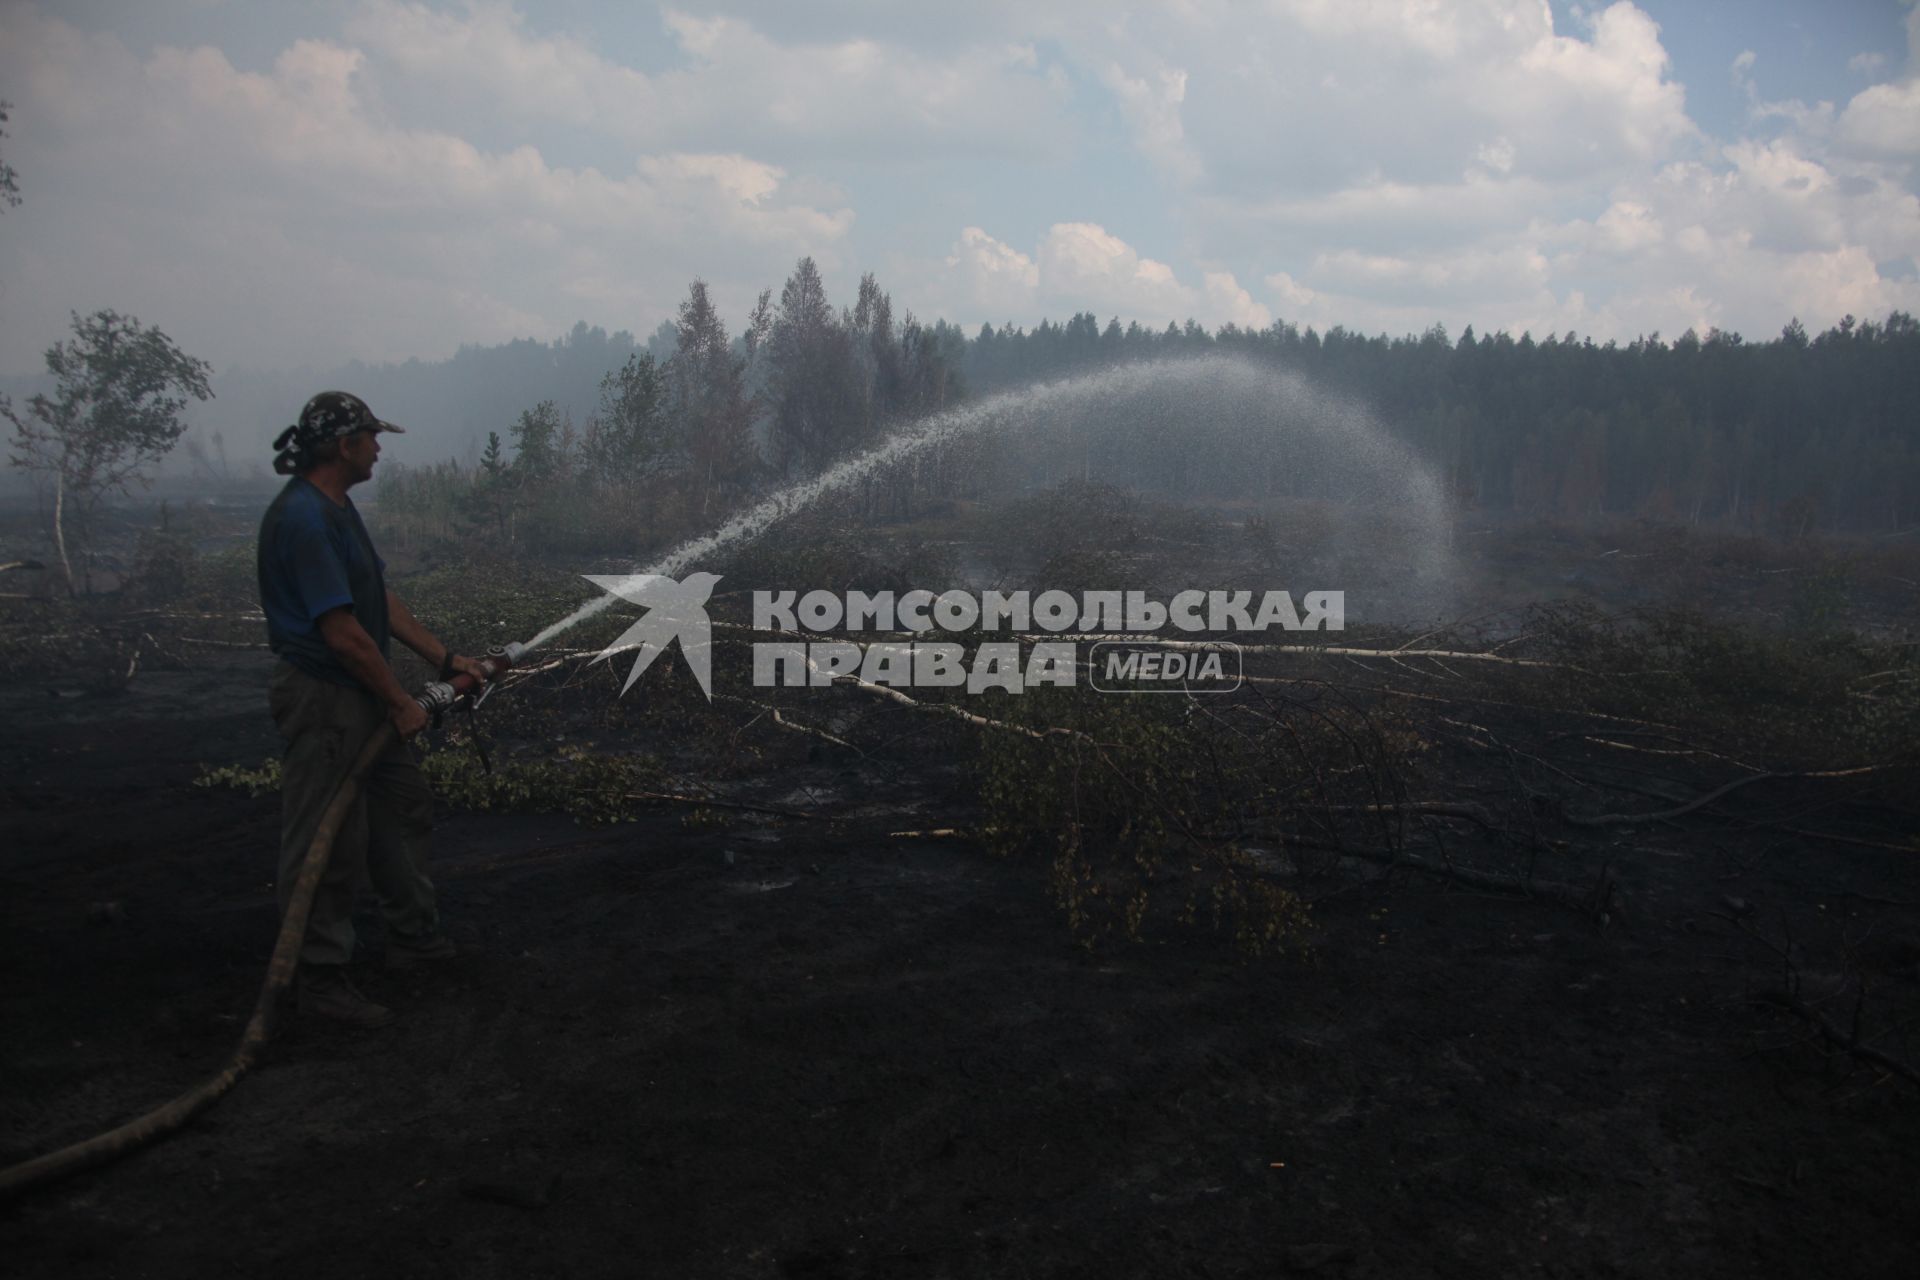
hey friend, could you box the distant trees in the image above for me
[587,352,670,489]
[480,430,506,479]
[389,264,1920,551]
[767,256,864,475]
[387,260,975,554]
[961,308,1920,534]
[0,99,20,211]
[763,258,964,478]
[4,310,212,592]
[668,279,757,512]
[507,400,565,486]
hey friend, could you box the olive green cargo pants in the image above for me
[269,661,438,967]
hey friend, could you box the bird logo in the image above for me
[582,571,722,699]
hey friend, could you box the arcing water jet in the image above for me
[525,354,1457,653]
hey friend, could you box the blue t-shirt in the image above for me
[257,477,390,688]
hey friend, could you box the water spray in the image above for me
[2,353,1461,1199]
[521,353,1458,655]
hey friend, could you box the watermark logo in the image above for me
[1089,640,1243,693]
[581,580,1341,699]
[584,571,721,700]
[751,588,1339,695]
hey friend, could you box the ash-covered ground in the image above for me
[3,495,1918,1278]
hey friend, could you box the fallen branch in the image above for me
[626,790,824,821]
[1313,801,1506,833]
[715,694,863,755]
[1567,766,1887,828]
[1232,674,1693,734]
[178,637,270,650]
[1781,827,1919,856]
[1753,989,1920,1087]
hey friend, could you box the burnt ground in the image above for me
[2,639,1918,1280]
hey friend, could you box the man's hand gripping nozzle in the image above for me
[416,640,530,715]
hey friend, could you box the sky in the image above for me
[0,0,1916,379]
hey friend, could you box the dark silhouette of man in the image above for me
[257,391,486,1027]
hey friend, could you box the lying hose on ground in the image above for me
[0,644,525,1201]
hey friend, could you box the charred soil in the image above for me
[3,515,1920,1277]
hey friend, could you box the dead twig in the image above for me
[1779,827,1919,855]
[715,694,864,756]
[178,637,270,650]
[626,790,824,821]
[1752,989,1920,1087]
[1566,767,1887,828]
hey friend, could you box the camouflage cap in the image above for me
[297,390,405,440]
[272,391,404,474]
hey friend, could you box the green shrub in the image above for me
[194,743,661,825]
[975,686,1314,957]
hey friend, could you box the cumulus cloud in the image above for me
[1096,60,1201,184]
[932,223,1268,330]
[1835,77,1920,158]
[2,0,1916,379]
[0,7,854,371]
[1221,2,1919,341]
[342,0,1069,164]
[943,227,1040,320]
[1166,0,1693,200]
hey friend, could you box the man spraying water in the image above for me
[257,391,491,1028]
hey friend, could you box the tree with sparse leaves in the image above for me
[586,353,671,488]
[508,399,564,485]
[4,310,213,593]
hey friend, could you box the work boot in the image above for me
[297,965,395,1029]
[386,929,460,971]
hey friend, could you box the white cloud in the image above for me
[1037,222,1191,316]
[1835,78,1920,158]
[1264,271,1317,311]
[930,223,1267,330]
[1302,245,1552,308]
[2,0,1916,381]
[1201,271,1271,330]
[1157,0,1694,201]
[1207,2,1917,340]
[943,227,1040,320]
[342,0,1069,164]
[0,8,855,371]
[1097,59,1201,184]
[1593,199,1664,254]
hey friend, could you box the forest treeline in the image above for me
[966,310,1920,535]
[360,255,1917,549]
[376,259,967,553]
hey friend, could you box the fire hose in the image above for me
[0,642,530,1201]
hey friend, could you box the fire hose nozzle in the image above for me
[416,640,532,711]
